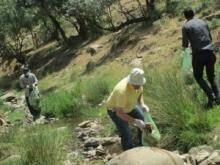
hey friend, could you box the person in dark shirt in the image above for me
[182,7,220,108]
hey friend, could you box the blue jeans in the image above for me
[107,107,144,151]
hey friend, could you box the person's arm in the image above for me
[115,107,135,123]
[138,93,149,112]
[114,107,145,129]
[19,77,26,89]
[182,26,189,49]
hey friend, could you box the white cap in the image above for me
[128,68,146,86]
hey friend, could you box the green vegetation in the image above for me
[18,126,69,165]
[83,76,116,106]
[0,0,219,164]
[0,125,70,165]
[143,69,211,151]
[40,86,84,118]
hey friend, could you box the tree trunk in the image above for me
[146,0,155,10]
[48,14,69,44]
[76,17,88,39]
[30,30,39,48]
[39,0,69,44]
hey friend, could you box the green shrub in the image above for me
[40,87,84,117]
[144,70,211,151]
[0,76,12,91]
[18,126,69,165]
[83,76,115,106]
[209,18,220,30]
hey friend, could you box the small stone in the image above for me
[78,120,91,128]
[84,138,100,148]
[86,44,103,56]
[82,150,96,158]
[105,154,113,161]
[67,151,79,159]
[96,149,106,156]
[0,118,6,126]
[101,137,120,146]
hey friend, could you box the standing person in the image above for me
[106,68,151,151]
[20,65,40,120]
[182,7,220,108]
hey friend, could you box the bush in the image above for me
[0,76,12,91]
[40,87,84,117]
[18,126,69,165]
[83,76,115,106]
[209,18,220,30]
[166,0,213,16]
[144,70,211,151]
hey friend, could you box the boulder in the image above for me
[107,147,184,165]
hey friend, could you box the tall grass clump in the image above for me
[83,76,116,106]
[18,126,69,165]
[144,69,211,152]
[40,85,84,117]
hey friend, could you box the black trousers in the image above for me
[25,97,40,120]
[192,50,219,101]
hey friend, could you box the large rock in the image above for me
[107,147,184,165]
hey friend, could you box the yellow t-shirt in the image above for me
[106,77,143,113]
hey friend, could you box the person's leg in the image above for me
[192,54,214,106]
[127,107,144,146]
[107,110,133,151]
[206,52,220,101]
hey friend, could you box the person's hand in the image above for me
[133,119,146,129]
[144,123,152,134]
[26,85,30,89]
[141,104,150,112]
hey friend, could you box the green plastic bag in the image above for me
[142,111,161,146]
[181,48,191,72]
[181,48,194,85]
[29,86,40,110]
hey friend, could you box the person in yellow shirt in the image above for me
[106,68,150,151]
